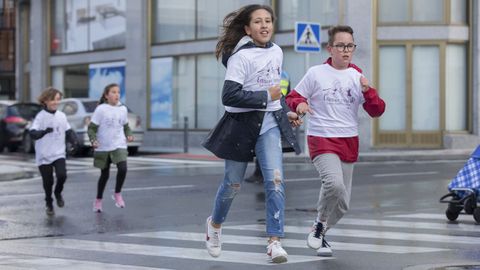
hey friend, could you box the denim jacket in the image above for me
[202,37,301,162]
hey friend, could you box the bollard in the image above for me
[183,116,189,153]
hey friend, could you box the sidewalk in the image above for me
[0,148,474,182]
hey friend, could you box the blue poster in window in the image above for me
[88,61,126,102]
[150,57,173,128]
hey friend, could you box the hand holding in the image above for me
[360,76,370,92]
[268,85,282,101]
[127,136,134,142]
[287,111,303,127]
[296,102,313,115]
[91,140,99,148]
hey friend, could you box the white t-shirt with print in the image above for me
[224,43,283,113]
[294,64,365,137]
[31,110,71,166]
[91,103,128,152]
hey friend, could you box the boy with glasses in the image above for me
[285,25,386,257]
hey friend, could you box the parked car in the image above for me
[57,98,144,155]
[0,100,42,153]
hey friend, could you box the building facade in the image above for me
[15,0,477,152]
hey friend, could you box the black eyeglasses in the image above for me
[332,43,357,52]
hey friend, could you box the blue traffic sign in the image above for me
[295,22,321,53]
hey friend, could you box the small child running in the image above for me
[30,87,78,216]
[87,83,133,213]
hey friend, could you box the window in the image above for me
[152,0,195,43]
[196,0,269,39]
[197,54,225,129]
[378,0,446,24]
[153,0,270,42]
[51,0,126,54]
[277,0,337,31]
[411,45,440,131]
[52,65,89,97]
[150,56,195,129]
[378,46,406,131]
[445,44,467,131]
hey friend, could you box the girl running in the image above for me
[88,83,133,213]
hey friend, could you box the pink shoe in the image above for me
[93,199,102,213]
[112,193,125,208]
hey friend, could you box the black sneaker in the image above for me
[45,203,55,216]
[55,194,65,208]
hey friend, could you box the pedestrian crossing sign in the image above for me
[295,22,321,53]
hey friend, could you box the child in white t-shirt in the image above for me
[87,83,133,213]
[286,25,385,257]
[30,87,78,216]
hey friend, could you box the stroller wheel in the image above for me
[446,208,460,221]
[446,203,462,221]
[474,208,480,223]
[464,196,476,215]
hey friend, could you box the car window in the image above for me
[62,102,78,116]
[7,104,42,120]
[83,101,98,113]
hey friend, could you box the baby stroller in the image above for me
[439,145,480,223]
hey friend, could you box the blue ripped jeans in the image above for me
[211,127,286,237]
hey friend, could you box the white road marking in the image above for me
[13,238,329,265]
[0,254,171,270]
[123,231,447,254]
[389,213,477,222]
[225,224,480,245]
[122,185,195,191]
[336,217,479,232]
[373,171,438,177]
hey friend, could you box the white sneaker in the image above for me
[307,221,326,249]
[267,240,288,263]
[205,216,221,257]
[317,237,333,257]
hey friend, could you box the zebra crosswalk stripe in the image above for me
[0,254,171,270]
[123,231,448,254]
[15,238,329,265]
[337,217,479,232]
[225,224,480,245]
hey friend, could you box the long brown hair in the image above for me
[215,4,275,60]
[98,83,119,104]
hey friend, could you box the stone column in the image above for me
[29,0,48,101]
[125,0,149,129]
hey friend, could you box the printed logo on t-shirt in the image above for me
[322,79,356,109]
[256,60,281,87]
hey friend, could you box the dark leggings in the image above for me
[96,156,127,199]
[38,158,67,204]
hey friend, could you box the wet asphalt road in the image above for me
[0,153,479,270]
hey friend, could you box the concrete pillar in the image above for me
[472,0,480,136]
[344,0,375,151]
[29,0,48,102]
[125,0,148,129]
